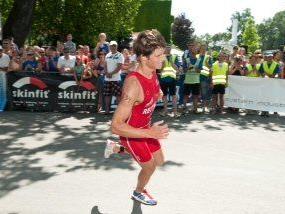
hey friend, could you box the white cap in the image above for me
[110,41,118,46]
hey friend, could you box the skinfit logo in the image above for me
[12,77,49,98]
[58,81,97,99]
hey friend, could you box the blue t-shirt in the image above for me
[98,43,109,54]
[47,56,59,72]
[23,60,38,71]
[182,50,197,70]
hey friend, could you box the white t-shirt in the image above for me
[57,55,76,69]
[0,53,10,71]
[105,52,124,81]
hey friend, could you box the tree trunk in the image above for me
[3,0,37,47]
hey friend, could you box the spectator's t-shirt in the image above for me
[0,53,10,71]
[77,55,89,65]
[64,41,76,54]
[98,43,109,54]
[57,55,76,70]
[47,56,59,72]
[39,56,48,71]
[74,65,85,80]
[23,60,38,71]
[105,52,124,82]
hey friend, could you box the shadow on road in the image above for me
[1,110,284,199]
[0,111,185,199]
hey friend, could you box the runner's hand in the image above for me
[149,120,169,139]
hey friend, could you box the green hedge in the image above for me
[134,0,173,43]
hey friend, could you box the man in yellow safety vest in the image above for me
[159,46,180,117]
[196,44,212,113]
[259,52,281,117]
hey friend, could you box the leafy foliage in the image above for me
[134,0,173,43]
[171,13,195,50]
[242,17,260,53]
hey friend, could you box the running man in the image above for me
[104,29,169,206]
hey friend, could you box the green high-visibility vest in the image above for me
[212,61,228,85]
[263,61,278,76]
[197,54,210,77]
[246,64,261,78]
[161,55,177,79]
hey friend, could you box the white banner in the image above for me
[225,75,285,112]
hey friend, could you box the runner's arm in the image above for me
[111,77,168,139]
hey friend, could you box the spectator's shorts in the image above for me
[120,137,161,163]
[212,84,226,95]
[160,78,177,96]
[183,83,200,96]
[103,81,122,97]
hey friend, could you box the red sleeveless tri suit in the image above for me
[120,71,161,163]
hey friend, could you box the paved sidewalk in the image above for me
[1,111,285,214]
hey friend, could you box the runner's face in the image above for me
[146,48,165,70]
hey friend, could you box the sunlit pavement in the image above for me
[1,111,285,214]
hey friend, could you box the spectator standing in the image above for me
[0,46,10,111]
[22,50,40,72]
[159,46,180,117]
[64,34,76,55]
[104,41,124,114]
[245,55,261,78]
[8,50,22,72]
[197,44,212,113]
[229,45,240,65]
[95,33,109,54]
[259,53,280,117]
[210,52,229,114]
[94,51,106,112]
[182,41,200,114]
[2,39,12,57]
[57,48,76,75]
[274,51,284,79]
[121,48,131,86]
[46,47,59,72]
[230,56,245,76]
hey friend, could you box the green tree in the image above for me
[1,0,142,47]
[31,0,142,46]
[258,10,285,50]
[195,33,212,46]
[242,17,260,53]
[171,13,195,50]
[0,0,14,24]
[134,0,173,43]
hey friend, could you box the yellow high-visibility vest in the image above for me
[161,55,177,79]
[263,61,278,76]
[197,54,210,77]
[246,64,261,78]
[212,61,228,85]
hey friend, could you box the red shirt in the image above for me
[125,71,160,129]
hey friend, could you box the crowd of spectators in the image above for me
[0,33,284,116]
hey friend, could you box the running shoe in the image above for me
[104,139,116,158]
[131,190,157,206]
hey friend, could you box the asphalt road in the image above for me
[1,111,285,214]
